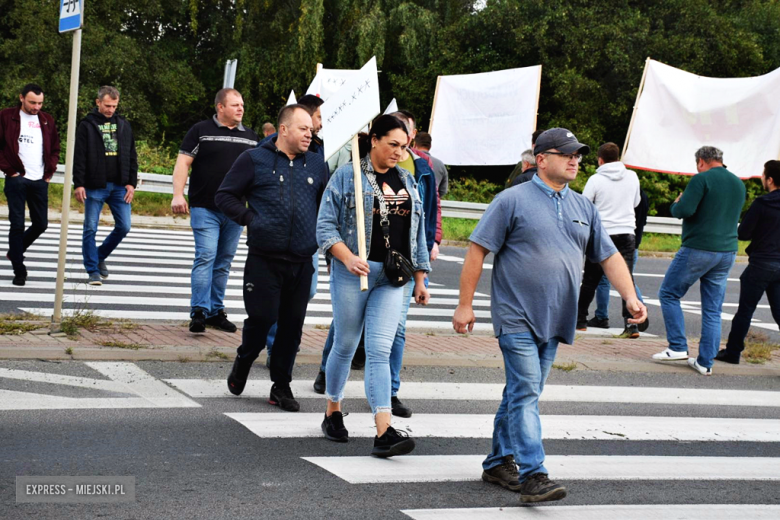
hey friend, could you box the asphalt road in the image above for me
[1,361,779,519]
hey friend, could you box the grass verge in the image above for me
[442,217,478,243]
[742,330,779,364]
[552,361,577,372]
[99,340,146,350]
[639,233,748,255]
[0,312,45,335]
[60,310,100,336]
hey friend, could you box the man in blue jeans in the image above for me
[653,147,746,375]
[74,86,138,286]
[453,128,646,503]
[172,88,259,333]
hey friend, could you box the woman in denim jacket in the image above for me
[316,115,431,457]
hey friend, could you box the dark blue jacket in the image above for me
[408,151,437,253]
[215,138,329,262]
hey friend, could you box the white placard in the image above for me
[320,57,381,161]
[384,98,398,115]
[623,60,780,179]
[306,68,360,101]
[429,66,541,166]
[286,89,297,106]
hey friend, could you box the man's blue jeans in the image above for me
[190,207,243,318]
[266,252,319,352]
[659,246,736,368]
[82,183,131,274]
[595,250,643,320]
[325,259,404,415]
[483,331,559,480]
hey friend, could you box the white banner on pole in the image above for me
[306,68,360,101]
[320,57,381,161]
[623,60,780,179]
[286,90,297,106]
[428,66,541,166]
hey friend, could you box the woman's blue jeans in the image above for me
[659,246,735,368]
[325,259,404,416]
[482,331,559,480]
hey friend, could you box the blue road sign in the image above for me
[59,0,83,33]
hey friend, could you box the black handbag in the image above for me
[365,165,415,287]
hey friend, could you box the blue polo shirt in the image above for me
[470,174,617,344]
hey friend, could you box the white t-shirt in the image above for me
[18,110,44,181]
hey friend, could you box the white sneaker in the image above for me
[651,348,688,361]
[687,357,712,376]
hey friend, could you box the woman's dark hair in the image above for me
[765,160,780,186]
[357,114,408,157]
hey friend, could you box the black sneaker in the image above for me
[313,369,326,394]
[482,455,521,491]
[715,349,740,364]
[576,321,587,331]
[371,426,415,458]
[638,315,650,333]
[205,309,237,333]
[391,396,412,418]
[227,355,254,396]
[12,274,26,286]
[321,411,349,442]
[269,383,300,412]
[351,344,366,370]
[519,472,567,503]
[617,324,640,339]
[98,261,109,279]
[189,310,206,333]
[586,316,609,329]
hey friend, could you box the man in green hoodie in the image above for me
[73,86,138,286]
[653,146,745,375]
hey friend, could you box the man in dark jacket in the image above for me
[716,160,780,364]
[216,104,328,412]
[73,86,138,285]
[0,83,61,286]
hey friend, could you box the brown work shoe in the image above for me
[519,472,567,503]
[482,455,521,491]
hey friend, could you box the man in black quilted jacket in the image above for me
[215,104,329,412]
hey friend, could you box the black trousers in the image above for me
[3,176,48,275]
[237,254,314,385]
[578,233,636,324]
[724,261,780,354]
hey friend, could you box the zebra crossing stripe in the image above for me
[400,505,780,520]
[225,413,780,441]
[302,454,780,484]
[167,380,780,408]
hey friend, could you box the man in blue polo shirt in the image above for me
[453,128,647,503]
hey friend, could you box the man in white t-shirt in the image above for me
[0,84,61,286]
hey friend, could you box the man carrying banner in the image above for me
[716,160,780,364]
[217,104,328,412]
[453,128,646,503]
[653,146,745,375]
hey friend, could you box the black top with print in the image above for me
[368,167,412,263]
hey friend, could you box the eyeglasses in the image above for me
[543,152,583,163]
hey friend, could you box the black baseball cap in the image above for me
[533,128,590,156]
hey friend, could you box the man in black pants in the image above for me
[215,104,328,411]
[0,84,60,286]
[716,160,780,364]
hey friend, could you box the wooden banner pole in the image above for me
[350,134,368,291]
[622,57,651,161]
[533,65,542,131]
[428,76,442,134]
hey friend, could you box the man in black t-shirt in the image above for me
[171,88,259,333]
[74,86,138,286]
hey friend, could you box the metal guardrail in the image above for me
[51,166,683,235]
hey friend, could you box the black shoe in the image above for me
[371,426,415,458]
[322,411,349,443]
[586,317,609,329]
[205,309,237,333]
[227,355,254,396]
[98,261,109,279]
[351,345,366,370]
[12,274,26,286]
[313,369,326,394]
[638,315,650,333]
[519,472,568,503]
[391,396,412,418]
[617,324,640,339]
[269,383,300,412]
[576,321,587,331]
[715,349,740,364]
[482,455,521,491]
[189,310,206,333]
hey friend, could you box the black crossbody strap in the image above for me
[362,159,392,250]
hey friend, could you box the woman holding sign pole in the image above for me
[316,115,431,456]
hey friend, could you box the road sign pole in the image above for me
[52,27,82,329]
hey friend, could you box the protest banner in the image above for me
[428,65,542,165]
[306,66,360,101]
[622,59,780,179]
[384,98,398,115]
[286,90,297,105]
[319,57,381,290]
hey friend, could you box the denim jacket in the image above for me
[317,157,431,273]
